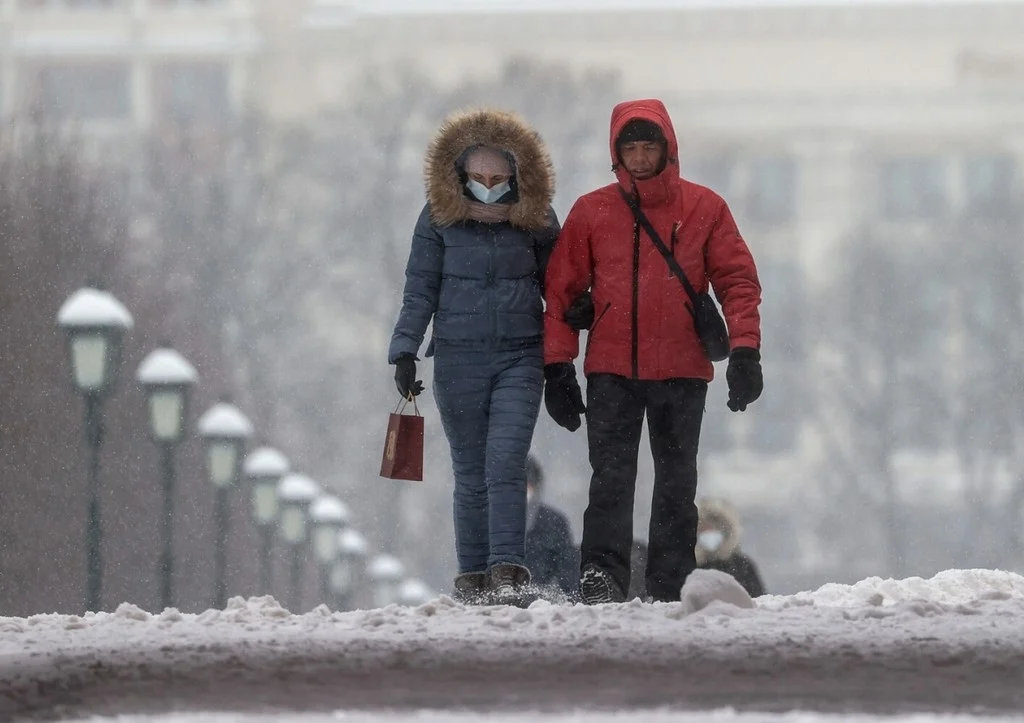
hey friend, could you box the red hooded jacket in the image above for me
[544,99,761,381]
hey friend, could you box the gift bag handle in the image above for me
[394,394,421,417]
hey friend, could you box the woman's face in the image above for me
[468,171,511,189]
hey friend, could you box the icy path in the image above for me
[2,570,1024,721]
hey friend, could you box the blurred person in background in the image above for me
[543,98,763,604]
[389,109,560,607]
[696,498,765,598]
[524,455,578,599]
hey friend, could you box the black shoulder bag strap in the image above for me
[617,186,701,312]
[617,186,731,361]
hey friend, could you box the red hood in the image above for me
[609,99,680,206]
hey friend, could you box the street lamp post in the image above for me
[136,345,198,611]
[243,446,290,595]
[57,286,133,613]
[331,528,368,611]
[309,494,351,605]
[197,400,253,609]
[277,473,319,611]
[366,554,406,608]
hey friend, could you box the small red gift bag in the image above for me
[379,397,424,481]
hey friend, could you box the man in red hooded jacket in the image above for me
[543,99,762,604]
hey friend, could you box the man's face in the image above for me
[619,140,664,180]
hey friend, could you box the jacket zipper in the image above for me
[631,219,640,379]
[585,301,612,357]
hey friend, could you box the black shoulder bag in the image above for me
[619,188,730,362]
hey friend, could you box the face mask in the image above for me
[466,178,510,204]
[698,529,725,552]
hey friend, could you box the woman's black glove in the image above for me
[564,290,594,331]
[544,363,586,431]
[726,347,762,412]
[394,354,424,398]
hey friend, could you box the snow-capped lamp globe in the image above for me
[136,344,199,611]
[243,445,291,593]
[136,345,198,445]
[57,286,134,397]
[197,400,254,490]
[367,553,406,608]
[277,472,320,610]
[397,578,434,607]
[56,285,134,614]
[310,494,352,567]
[198,399,254,609]
[331,528,369,610]
[277,473,320,545]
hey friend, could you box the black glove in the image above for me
[394,354,424,399]
[544,363,586,431]
[726,347,762,412]
[564,290,594,331]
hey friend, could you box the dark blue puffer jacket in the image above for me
[389,206,559,361]
[389,109,560,363]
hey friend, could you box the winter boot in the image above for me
[579,564,625,605]
[453,572,489,605]
[489,563,534,607]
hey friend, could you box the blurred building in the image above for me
[0,0,260,135]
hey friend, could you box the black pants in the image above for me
[580,373,707,602]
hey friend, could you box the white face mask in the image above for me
[466,178,511,204]
[698,529,725,552]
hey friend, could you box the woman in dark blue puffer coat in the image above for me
[389,109,559,606]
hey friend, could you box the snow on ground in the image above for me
[3,569,1024,721]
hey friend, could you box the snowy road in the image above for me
[3,570,1024,721]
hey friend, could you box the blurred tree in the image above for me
[0,126,259,616]
[810,228,941,578]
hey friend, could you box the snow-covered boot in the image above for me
[453,572,489,605]
[489,563,534,607]
[579,564,625,605]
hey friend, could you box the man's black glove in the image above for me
[726,347,762,412]
[564,290,594,331]
[394,354,424,399]
[544,363,586,431]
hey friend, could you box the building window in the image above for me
[963,154,1016,216]
[152,62,230,121]
[25,62,131,120]
[880,155,948,221]
[747,155,797,226]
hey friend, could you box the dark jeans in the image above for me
[580,373,707,602]
[433,345,544,573]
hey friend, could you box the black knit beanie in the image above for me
[616,119,666,149]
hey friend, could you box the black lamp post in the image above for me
[197,400,253,609]
[137,345,197,611]
[277,473,319,611]
[331,528,368,611]
[243,445,290,594]
[309,494,351,604]
[57,286,133,613]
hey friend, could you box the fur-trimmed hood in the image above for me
[424,109,555,231]
[695,498,743,564]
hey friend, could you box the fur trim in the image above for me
[695,498,742,565]
[424,109,555,231]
